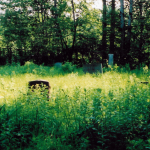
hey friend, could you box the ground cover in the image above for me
[0,62,150,150]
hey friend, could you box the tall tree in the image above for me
[1,7,30,64]
[138,0,144,64]
[71,0,77,62]
[53,0,68,61]
[126,0,133,62]
[120,0,125,64]
[109,0,115,54]
[102,0,107,63]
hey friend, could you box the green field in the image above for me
[0,62,150,150]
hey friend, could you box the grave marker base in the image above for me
[28,80,51,100]
[83,63,103,74]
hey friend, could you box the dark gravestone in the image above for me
[83,63,103,74]
[108,54,114,66]
[54,62,62,68]
[139,82,149,85]
[28,80,51,100]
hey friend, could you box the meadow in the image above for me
[0,62,150,150]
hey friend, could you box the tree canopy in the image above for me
[0,0,149,68]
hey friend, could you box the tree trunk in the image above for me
[109,0,115,54]
[126,0,133,63]
[138,0,144,65]
[120,0,125,65]
[54,0,58,18]
[71,0,77,62]
[53,0,68,60]
[102,0,107,64]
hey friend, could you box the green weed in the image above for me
[0,63,150,149]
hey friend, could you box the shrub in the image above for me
[62,62,77,73]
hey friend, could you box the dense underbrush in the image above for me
[0,61,79,77]
[0,63,150,149]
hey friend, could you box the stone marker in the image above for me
[83,63,103,74]
[139,82,149,85]
[54,62,62,68]
[108,54,114,66]
[28,80,51,100]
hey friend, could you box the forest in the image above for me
[0,0,149,68]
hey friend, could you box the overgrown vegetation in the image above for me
[0,0,149,148]
[0,62,150,150]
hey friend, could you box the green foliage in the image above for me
[61,62,77,73]
[0,0,149,67]
[0,0,104,66]
[0,61,80,77]
[0,65,150,149]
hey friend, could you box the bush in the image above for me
[62,62,77,73]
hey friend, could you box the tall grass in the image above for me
[0,62,150,150]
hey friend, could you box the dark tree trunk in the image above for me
[102,0,107,64]
[138,1,144,65]
[120,0,125,65]
[71,0,77,62]
[109,0,115,54]
[53,0,67,58]
[126,0,133,63]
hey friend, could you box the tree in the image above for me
[138,0,145,64]
[109,0,115,54]
[120,0,125,65]
[1,7,30,64]
[1,0,150,67]
[126,0,133,63]
[102,0,107,64]
[130,0,150,67]
[71,0,77,62]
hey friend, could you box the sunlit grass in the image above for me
[0,63,150,149]
[0,70,143,104]
[0,72,128,103]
